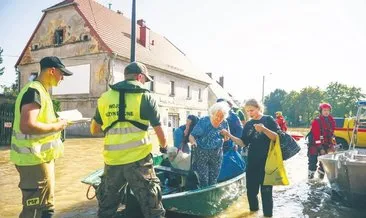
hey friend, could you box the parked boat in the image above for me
[318,101,366,207]
[82,155,246,216]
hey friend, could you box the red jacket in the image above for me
[276,116,288,132]
[308,115,336,155]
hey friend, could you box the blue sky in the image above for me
[1,0,366,101]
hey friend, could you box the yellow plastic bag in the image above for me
[263,135,289,186]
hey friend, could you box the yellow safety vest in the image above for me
[10,81,63,166]
[98,89,152,165]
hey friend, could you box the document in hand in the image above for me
[57,109,91,124]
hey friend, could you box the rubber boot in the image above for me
[308,170,315,179]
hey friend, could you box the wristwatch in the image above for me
[159,146,167,154]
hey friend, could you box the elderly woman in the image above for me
[221,99,279,217]
[189,102,230,187]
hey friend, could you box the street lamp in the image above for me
[261,73,272,103]
[130,0,136,62]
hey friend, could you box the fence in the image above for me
[0,103,15,146]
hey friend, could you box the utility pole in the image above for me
[261,73,272,103]
[261,75,265,103]
[130,0,136,62]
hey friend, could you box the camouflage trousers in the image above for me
[96,154,165,218]
[15,160,55,218]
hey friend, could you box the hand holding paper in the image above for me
[57,109,91,124]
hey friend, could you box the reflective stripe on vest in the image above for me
[106,126,145,135]
[12,131,59,140]
[11,139,62,154]
[10,81,63,166]
[104,137,150,151]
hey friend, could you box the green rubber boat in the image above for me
[81,154,246,216]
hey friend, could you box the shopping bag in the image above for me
[278,131,301,160]
[263,135,289,186]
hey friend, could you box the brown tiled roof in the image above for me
[57,0,210,83]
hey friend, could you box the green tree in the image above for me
[325,82,365,117]
[0,47,4,76]
[297,87,324,125]
[282,91,301,126]
[263,89,287,117]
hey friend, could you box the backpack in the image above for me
[306,118,322,146]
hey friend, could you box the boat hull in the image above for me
[81,155,246,216]
[162,173,246,216]
[318,151,366,207]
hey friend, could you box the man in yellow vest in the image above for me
[90,62,167,218]
[11,56,72,218]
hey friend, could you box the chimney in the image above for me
[108,3,112,9]
[137,19,149,47]
[218,76,224,88]
[137,19,145,26]
[206,72,212,78]
[116,10,122,15]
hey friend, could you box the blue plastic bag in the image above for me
[218,149,246,182]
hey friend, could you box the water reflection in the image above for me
[0,138,365,218]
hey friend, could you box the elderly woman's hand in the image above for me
[254,123,266,132]
[220,129,230,138]
[221,129,230,141]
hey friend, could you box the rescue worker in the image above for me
[275,111,288,132]
[10,56,72,218]
[308,103,336,179]
[90,62,167,218]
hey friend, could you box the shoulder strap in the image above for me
[316,117,323,136]
[104,89,149,133]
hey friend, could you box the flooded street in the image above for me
[1,136,365,218]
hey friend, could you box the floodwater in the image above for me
[1,136,366,218]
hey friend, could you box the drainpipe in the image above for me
[15,66,20,92]
[106,52,117,91]
[130,0,136,62]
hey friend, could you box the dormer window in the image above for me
[80,33,90,41]
[31,43,40,51]
[54,29,64,45]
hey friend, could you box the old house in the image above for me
[15,0,211,130]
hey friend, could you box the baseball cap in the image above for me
[124,62,153,82]
[40,56,73,76]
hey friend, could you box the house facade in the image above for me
[16,0,210,131]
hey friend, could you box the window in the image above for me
[170,81,175,96]
[54,29,64,45]
[29,72,38,81]
[149,76,155,92]
[187,86,191,99]
[198,88,202,101]
[31,43,39,51]
[52,64,91,95]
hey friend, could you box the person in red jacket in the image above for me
[275,111,288,132]
[308,103,336,179]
